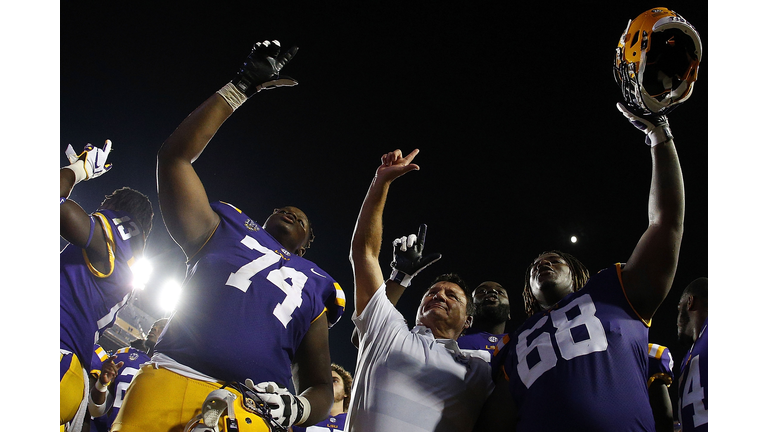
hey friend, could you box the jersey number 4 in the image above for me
[515,295,608,388]
[680,354,708,427]
[225,235,307,328]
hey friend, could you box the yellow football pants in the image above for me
[111,364,270,432]
[60,352,85,426]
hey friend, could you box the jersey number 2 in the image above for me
[515,294,608,388]
[225,235,307,327]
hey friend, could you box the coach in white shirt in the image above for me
[346,149,493,432]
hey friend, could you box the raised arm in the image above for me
[616,103,685,321]
[60,140,114,270]
[157,40,298,257]
[349,149,420,315]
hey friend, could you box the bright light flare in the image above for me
[159,279,182,312]
[570,236,578,243]
[131,258,153,290]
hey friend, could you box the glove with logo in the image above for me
[63,139,113,184]
[244,379,310,428]
[390,224,442,287]
[617,102,674,147]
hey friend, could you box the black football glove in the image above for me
[232,40,298,97]
[390,224,442,287]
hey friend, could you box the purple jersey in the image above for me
[90,344,110,378]
[60,209,143,367]
[293,412,347,431]
[678,320,707,431]
[648,343,674,387]
[493,264,654,431]
[91,347,151,432]
[457,330,506,363]
[155,202,346,386]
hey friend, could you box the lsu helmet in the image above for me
[614,7,702,115]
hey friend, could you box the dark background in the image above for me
[60,1,710,419]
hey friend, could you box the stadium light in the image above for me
[131,257,153,290]
[159,279,182,313]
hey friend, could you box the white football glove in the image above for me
[244,379,310,428]
[64,139,113,183]
[616,103,673,147]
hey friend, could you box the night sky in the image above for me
[45,1,759,426]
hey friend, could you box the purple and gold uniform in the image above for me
[91,344,110,379]
[113,202,345,432]
[678,320,708,431]
[60,209,143,425]
[457,330,507,363]
[293,412,347,431]
[648,343,674,388]
[91,347,151,432]
[154,201,345,385]
[493,264,655,431]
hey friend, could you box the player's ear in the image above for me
[464,315,473,330]
[686,294,698,311]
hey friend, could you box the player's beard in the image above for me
[475,302,511,327]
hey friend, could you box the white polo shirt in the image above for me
[345,282,493,432]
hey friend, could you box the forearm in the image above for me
[350,176,391,311]
[648,140,685,230]
[292,315,333,426]
[60,168,76,198]
[88,381,112,417]
[295,384,333,426]
[158,93,234,165]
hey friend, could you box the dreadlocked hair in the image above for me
[429,273,475,316]
[331,363,354,412]
[522,250,590,317]
[99,187,154,238]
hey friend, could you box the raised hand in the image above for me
[617,103,673,147]
[390,224,442,287]
[233,40,299,97]
[375,149,420,184]
[98,355,124,386]
[64,139,113,181]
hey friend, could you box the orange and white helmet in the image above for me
[614,7,702,115]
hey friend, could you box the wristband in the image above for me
[389,268,413,287]
[217,82,249,111]
[646,126,674,147]
[295,395,311,426]
[94,379,108,393]
[64,160,87,184]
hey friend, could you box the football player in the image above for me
[60,141,154,431]
[648,343,675,432]
[292,363,353,432]
[457,281,510,363]
[111,40,345,432]
[676,277,708,431]
[89,318,168,432]
[477,99,686,430]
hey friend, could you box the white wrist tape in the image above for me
[389,268,413,287]
[296,395,311,425]
[94,379,108,393]
[646,125,674,147]
[64,160,87,184]
[217,82,249,111]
